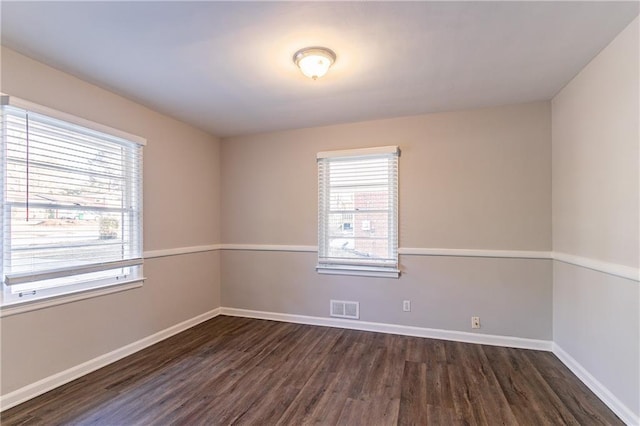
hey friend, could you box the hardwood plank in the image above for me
[278,327,343,390]
[169,366,275,425]
[482,345,580,425]
[448,361,490,425]
[277,336,371,424]
[543,376,624,426]
[398,361,429,425]
[303,372,351,425]
[426,404,456,425]
[523,350,624,425]
[232,384,300,426]
[275,371,341,426]
[335,397,372,426]
[445,341,519,425]
[1,316,624,426]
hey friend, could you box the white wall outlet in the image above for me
[403,300,411,312]
[471,316,481,329]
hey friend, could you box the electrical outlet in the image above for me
[471,316,480,329]
[403,300,411,312]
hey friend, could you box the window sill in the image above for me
[316,265,400,278]
[0,278,145,318]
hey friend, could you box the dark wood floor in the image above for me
[2,315,622,425]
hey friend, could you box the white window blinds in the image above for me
[317,146,400,278]
[1,96,144,304]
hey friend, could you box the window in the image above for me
[1,95,144,306]
[317,146,400,278]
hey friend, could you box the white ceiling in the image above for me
[1,1,638,138]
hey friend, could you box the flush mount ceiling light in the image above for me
[293,46,336,80]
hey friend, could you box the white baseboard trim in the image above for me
[0,308,221,412]
[219,307,552,351]
[552,343,638,426]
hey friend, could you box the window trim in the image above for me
[5,258,144,286]
[0,279,143,317]
[0,95,147,146]
[317,145,400,278]
[0,94,146,307]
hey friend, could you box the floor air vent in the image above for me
[330,300,360,319]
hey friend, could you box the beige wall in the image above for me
[221,101,553,339]
[222,102,551,249]
[552,18,639,268]
[0,47,222,394]
[552,16,639,417]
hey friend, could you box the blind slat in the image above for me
[5,258,143,285]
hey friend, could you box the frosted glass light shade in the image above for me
[293,47,336,80]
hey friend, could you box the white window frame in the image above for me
[0,94,145,312]
[317,146,400,278]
